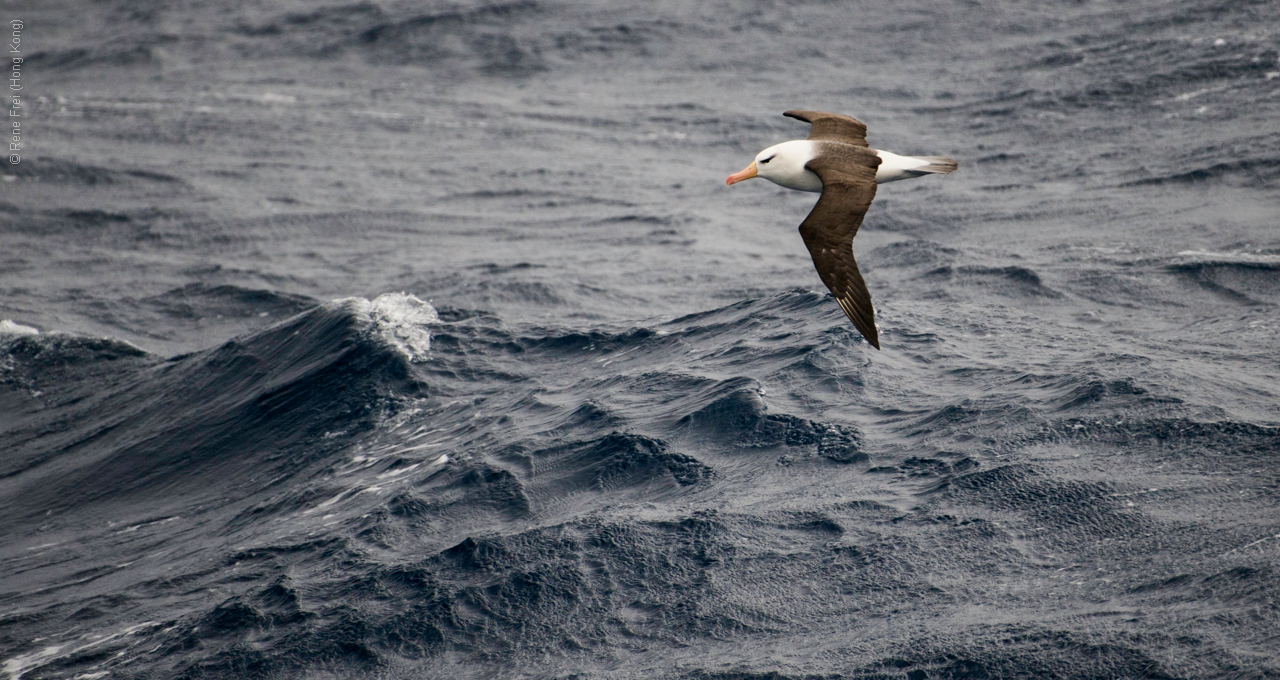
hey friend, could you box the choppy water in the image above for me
[2,0,1279,678]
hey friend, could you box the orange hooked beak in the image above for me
[726,162,758,186]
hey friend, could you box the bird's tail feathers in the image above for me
[913,156,958,175]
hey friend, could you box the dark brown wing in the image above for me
[798,144,882,348]
[783,110,870,147]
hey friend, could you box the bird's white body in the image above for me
[751,140,955,191]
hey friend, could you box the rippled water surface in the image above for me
[2,0,1279,678]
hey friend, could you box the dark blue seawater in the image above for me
[2,0,1279,678]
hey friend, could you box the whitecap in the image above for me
[0,319,39,336]
[1176,250,1280,263]
[342,292,439,362]
[367,292,439,362]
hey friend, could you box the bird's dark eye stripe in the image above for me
[761,155,776,164]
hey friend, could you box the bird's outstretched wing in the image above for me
[798,145,882,348]
[783,110,870,147]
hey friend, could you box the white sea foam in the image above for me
[2,622,158,679]
[0,319,39,337]
[377,463,421,479]
[3,645,65,680]
[1176,250,1280,263]
[352,292,439,362]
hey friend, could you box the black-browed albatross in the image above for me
[727,110,957,349]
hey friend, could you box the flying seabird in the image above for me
[726,110,957,349]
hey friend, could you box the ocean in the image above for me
[2,0,1278,678]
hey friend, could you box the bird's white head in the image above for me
[726,140,822,192]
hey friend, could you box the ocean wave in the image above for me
[0,156,184,186]
[1028,416,1280,459]
[0,294,434,518]
[923,264,1063,299]
[26,43,161,71]
[357,1,548,75]
[1130,158,1280,187]
[864,239,959,269]
[1167,256,1280,305]
[677,377,865,463]
[515,431,712,502]
[140,283,316,322]
[224,0,684,76]
[1043,375,1179,412]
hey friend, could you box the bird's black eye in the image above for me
[760,155,775,164]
